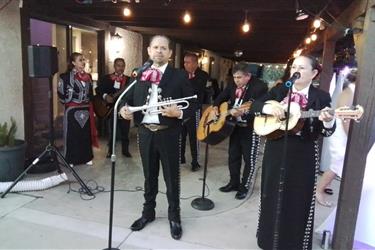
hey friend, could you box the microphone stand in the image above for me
[191,121,214,210]
[104,78,138,250]
[272,81,294,249]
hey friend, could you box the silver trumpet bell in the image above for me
[127,94,197,115]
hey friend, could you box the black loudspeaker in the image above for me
[28,45,58,78]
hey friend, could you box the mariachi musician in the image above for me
[212,62,268,199]
[96,58,132,158]
[119,35,197,240]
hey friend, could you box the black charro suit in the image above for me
[213,77,268,193]
[96,74,131,155]
[181,67,209,166]
[251,84,336,250]
[120,64,197,222]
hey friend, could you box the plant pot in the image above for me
[0,139,26,182]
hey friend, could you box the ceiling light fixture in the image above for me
[295,0,309,21]
[242,10,250,33]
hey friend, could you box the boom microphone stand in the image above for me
[1,75,93,198]
[272,72,300,249]
[104,60,152,250]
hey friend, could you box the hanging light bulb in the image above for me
[123,7,131,17]
[242,10,250,33]
[313,18,321,29]
[242,21,250,33]
[183,11,191,24]
[311,33,318,41]
[305,37,311,44]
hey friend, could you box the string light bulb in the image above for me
[305,37,311,44]
[311,33,318,41]
[183,11,191,24]
[123,7,131,17]
[313,18,321,29]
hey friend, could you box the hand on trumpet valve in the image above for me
[160,103,182,118]
[119,105,133,120]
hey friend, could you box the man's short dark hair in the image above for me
[114,58,125,65]
[232,62,251,75]
[184,53,198,62]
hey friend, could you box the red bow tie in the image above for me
[282,92,308,109]
[141,68,162,84]
[74,71,91,82]
[110,74,125,85]
[235,87,245,99]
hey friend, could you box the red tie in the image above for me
[235,87,244,99]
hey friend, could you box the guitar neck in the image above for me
[300,109,334,119]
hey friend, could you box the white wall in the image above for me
[0,0,24,139]
[106,28,143,76]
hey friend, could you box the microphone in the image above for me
[285,72,301,88]
[131,59,153,77]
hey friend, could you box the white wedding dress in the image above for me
[316,142,375,247]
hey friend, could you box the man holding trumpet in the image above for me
[119,35,197,240]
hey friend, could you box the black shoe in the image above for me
[169,221,182,240]
[106,152,111,158]
[191,162,201,172]
[219,183,239,192]
[235,189,248,200]
[122,151,132,158]
[130,216,155,231]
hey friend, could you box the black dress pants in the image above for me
[228,126,259,190]
[138,125,181,222]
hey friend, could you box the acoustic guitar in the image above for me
[197,101,252,145]
[253,100,364,139]
[93,83,127,118]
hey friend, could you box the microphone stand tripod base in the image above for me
[191,197,214,211]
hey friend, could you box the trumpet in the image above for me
[127,95,197,115]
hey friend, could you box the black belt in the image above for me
[142,124,169,132]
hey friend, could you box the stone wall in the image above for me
[0,0,24,139]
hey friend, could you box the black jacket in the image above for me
[213,76,268,128]
[95,73,130,107]
[120,65,197,127]
[188,67,209,105]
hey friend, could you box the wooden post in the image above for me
[319,32,336,92]
[333,2,375,249]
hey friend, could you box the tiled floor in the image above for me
[0,128,341,249]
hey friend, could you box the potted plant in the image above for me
[0,117,26,182]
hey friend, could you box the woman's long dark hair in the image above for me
[67,52,83,72]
